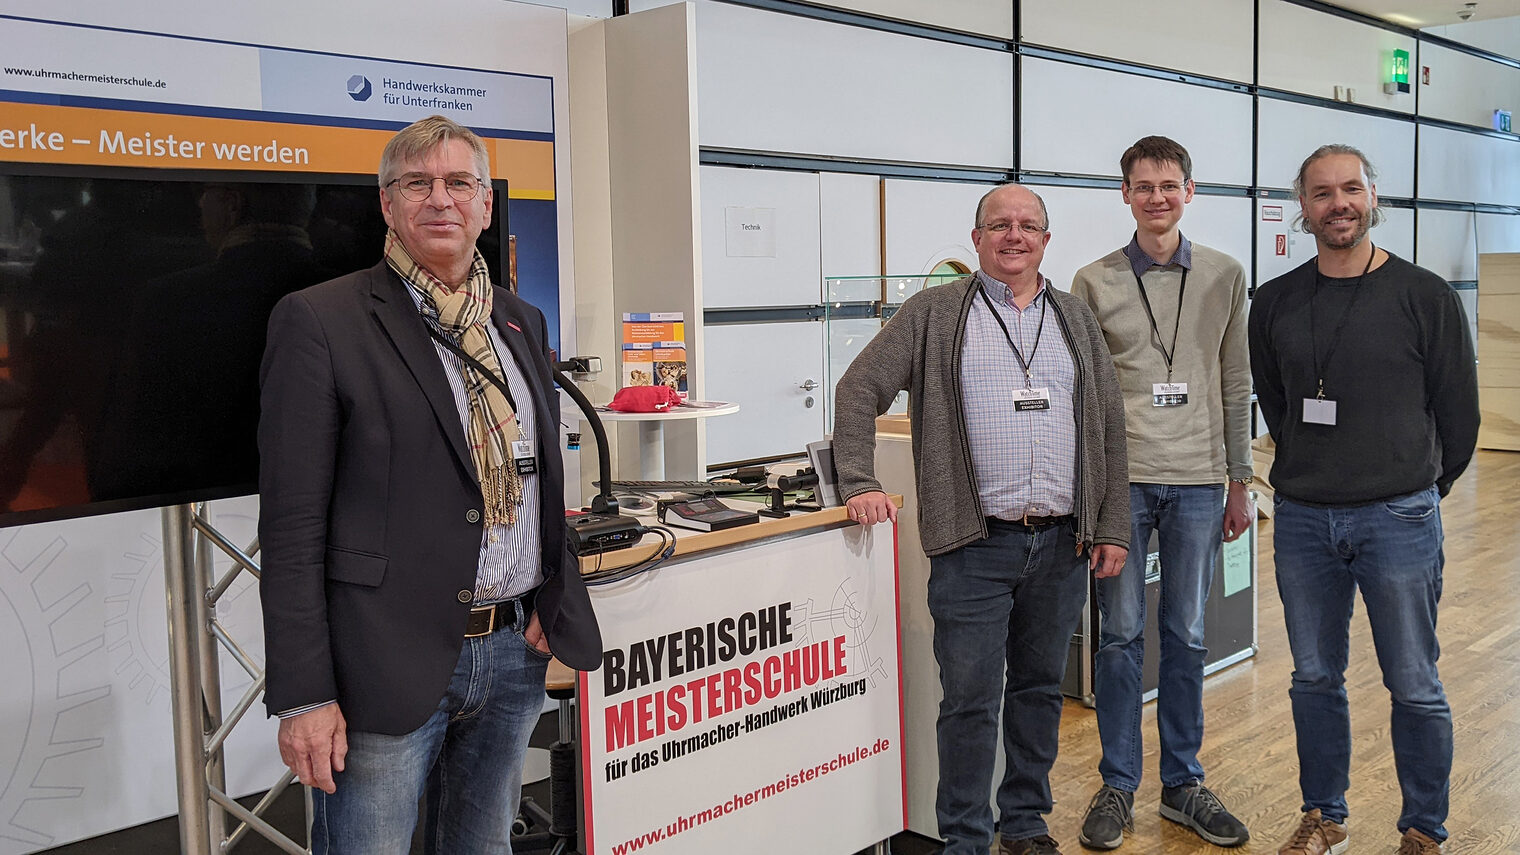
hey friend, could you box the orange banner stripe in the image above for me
[0,102,554,198]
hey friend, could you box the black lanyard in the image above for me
[1308,244,1376,400]
[978,283,1046,387]
[1133,267,1188,381]
[424,321,522,416]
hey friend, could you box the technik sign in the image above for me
[580,528,905,855]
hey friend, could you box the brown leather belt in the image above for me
[464,588,537,638]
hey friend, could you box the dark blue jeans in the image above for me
[1273,487,1450,842]
[310,602,550,855]
[927,518,1089,853]
[1094,483,1223,791]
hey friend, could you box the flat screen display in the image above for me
[0,165,509,528]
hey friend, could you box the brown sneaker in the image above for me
[1398,828,1443,854]
[1000,835,1063,855]
[1278,809,1348,855]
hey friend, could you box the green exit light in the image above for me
[1388,49,1411,94]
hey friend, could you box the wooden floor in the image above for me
[1042,450,1520,855]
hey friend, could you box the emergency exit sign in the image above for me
[1387,49,1411,94]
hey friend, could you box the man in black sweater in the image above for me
[1249,145,1478,855]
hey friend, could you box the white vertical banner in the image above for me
[580,525,905,855]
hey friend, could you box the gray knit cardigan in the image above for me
[832,275,1131,557]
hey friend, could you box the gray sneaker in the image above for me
[1078,785,1134,850]
[1159,781,1249,847]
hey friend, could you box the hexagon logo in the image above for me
[346,74,372,102]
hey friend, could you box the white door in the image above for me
[702,320,826,466]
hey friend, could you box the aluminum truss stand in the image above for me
[163,502,309,854]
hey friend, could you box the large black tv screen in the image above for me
[0,165,509,528]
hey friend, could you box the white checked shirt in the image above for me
[961,272,1078,519]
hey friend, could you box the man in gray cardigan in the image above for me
[834,183,1130,855]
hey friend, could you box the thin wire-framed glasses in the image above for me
[1126,182,1187,198]
[387,172,483,202]
[977,221,1048,236]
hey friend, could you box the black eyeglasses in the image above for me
[386,173,483,202]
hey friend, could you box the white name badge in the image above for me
[1152,382,1189,408]
[511,439,537,474]
[1014,387,1052,411]
[1302,398,1337,426]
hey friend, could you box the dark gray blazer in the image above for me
[258,261,600,735]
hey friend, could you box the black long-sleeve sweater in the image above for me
[1248,252,1479,505]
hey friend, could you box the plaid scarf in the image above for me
[384,229,523,526]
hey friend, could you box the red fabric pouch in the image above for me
[607,385,682,413]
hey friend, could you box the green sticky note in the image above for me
[1222,531,1251,597]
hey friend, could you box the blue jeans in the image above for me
[1273,488,1450,842]
[1093,483,1223,791]
[310,604,550,855]
[927,518,1089,853]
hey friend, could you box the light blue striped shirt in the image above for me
[962,271,1078,519]
[404,284,544,604]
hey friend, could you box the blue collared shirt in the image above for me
[961,271,1078,519]
[1123,231,1193,279]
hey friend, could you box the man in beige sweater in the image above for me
[1070,136,1252,851]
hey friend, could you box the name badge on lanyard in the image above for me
[1302,247,1374,431]
[1014,387,1052,411]
[511,439,537,474]
[1152,381,1189,407]
[1302,398,1337,426]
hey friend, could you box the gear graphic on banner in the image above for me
[0,528,108,853]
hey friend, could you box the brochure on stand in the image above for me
[621,312,687,400]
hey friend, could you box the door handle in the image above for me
[799,378,819,391]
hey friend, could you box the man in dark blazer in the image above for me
[258,115,600,854]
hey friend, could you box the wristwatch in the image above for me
[1229,476,1253,486]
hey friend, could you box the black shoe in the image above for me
[1079,785,1134,850]
[1158,781,1249,847]
[1000,834,1063,855]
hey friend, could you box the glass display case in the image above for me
[822,272,967,429]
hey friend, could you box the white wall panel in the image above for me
[1479,213,1520,254]
[1256,99,1416,197]
[1020,59,1252,186]
[1255,203,1413,284]
[632,0,1012,39]
[1036,186,1252,293]
[820,173,882,278]
[814,0,1012,38]
[702,320,826,463]
[1418,208,1483,282]
[1376,207,1417,265]
[1259,1,1417,114]
[1425,17,1520,61]
[881,179,989,276]
[1022,0,1253,83]
[699,166,821,308]
[691,1,1014,167]
[521,0,612,17]
[1418,41,1520,129]
[1418,125,1520,205]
